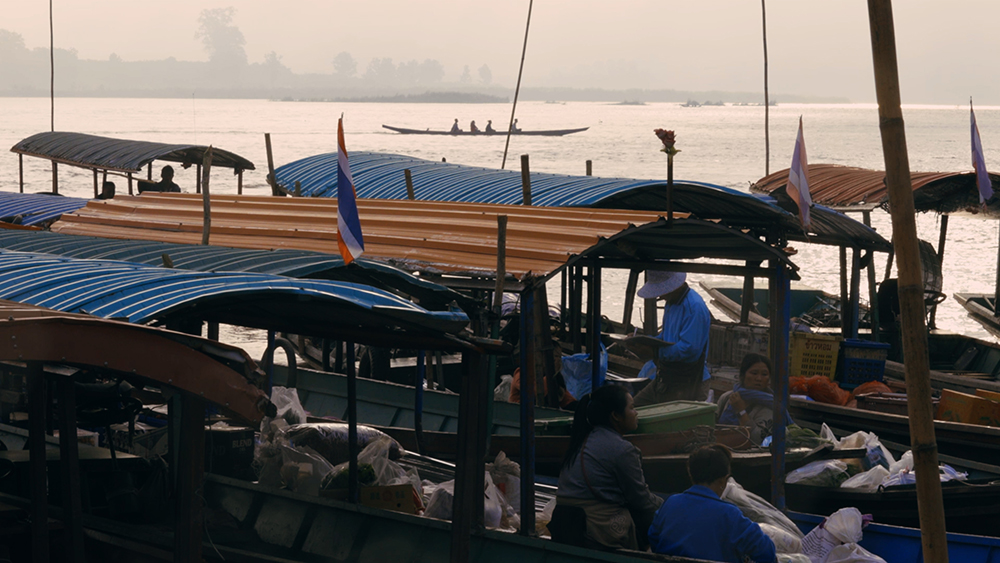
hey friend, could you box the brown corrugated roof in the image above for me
[50,194,792,279]
[751,164,965,207]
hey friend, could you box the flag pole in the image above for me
[867,2,949,561]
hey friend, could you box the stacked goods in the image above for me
[936,389,1000,426]
[790,333,841,378]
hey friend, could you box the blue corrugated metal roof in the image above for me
[0,251,468,335]
[0,192,90,226]
[11,132,255,173]
[273,151,890,251]
[0,230,469,311]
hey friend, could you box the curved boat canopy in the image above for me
[0,192,90,226]
[753,163,1000,217]
[49,194,798,283]
[273,151,888,251]
[11,131,256,174]
[0,229,470,311]
[0,250,471,346]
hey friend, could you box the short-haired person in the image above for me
[553,385,662,550]
[633,271,711,406]
[648,445,776,562]
[717,353,791,445]
[138,165,181,193]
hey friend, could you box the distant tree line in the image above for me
[0,8,494,97]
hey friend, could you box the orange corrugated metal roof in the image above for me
[752,164,964,207]
[51,194,673,278]
[50,194,791,279]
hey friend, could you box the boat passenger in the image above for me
[716,353,791,445]
[551,385,663,551]
[485,120,496,133]
[450,119,461,134]
[512,118,521,132]
[647,444,776,562]
[138,165,181,193]
[470,120,480,133]
[97,181,116,200]
[632,271,711,406]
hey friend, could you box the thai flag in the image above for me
[971,101,994,205]
[788,116,812,229]
[337,117,365,264]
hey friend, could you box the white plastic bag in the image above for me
[486,451,521,514]
[279,444,333,495]
[825,543,886,563]
[722,478,803,540]
[424,480,454,520]
[482,473,505,529]
[802,508,864,563]
[494,375,513,402]
[785,460,849,487]
[263,386,307,435]
[760,522,803,554]
[841,466,890,492]
[888,450,913,476]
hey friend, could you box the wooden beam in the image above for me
[201,147,213,246]
[863,211,881,340]
[58,376,85,561]
[590,261,602,393]
[520,155,532,205]
[517,286,537,538]
[594,259,775,279]
[849,249,862,338]
[28,362,48,563]
[585,160,592,176]
[404,169,416,200]
[623,268,640,329]
[451,349,490,561]
[929,214,948,327]
[127,172,133,196]
[93,169,99,198]
[840,246,849,338]
[173,394,206,563]
[769,265,791,510]
[51,161,58,194]
[19,154,23,193]
[265,133,279,196]
[741,261,761,325]
[237,170,243,195]
[347,342,358,503]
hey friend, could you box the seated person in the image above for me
[648,444,776,562]
[97,181,116,200]
[512,118,521,132]
[470,120,480,133]
[450,118,461,134]
[552,385,662,550]
[485,119,496,133]
[508,345,576,409]
[138,165,181,193]
[717,353,791,445]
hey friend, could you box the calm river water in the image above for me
[2,97,999,357]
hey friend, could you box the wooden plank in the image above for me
[520,155,532,205]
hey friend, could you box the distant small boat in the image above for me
[382,125,588,136]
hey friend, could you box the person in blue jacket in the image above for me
[648,445,777,562]
[633,270,711,406]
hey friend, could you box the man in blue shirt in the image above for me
[633,270,711,406]
[648,445,776,563]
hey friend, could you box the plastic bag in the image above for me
[836,431,894,470]
[486,451,521,514]
[760,522,803,554]
[324,436,411,490]
[806,376,852,406]
[825,543,886,563]
[778,555,813,563]
[786,460,849,487]
[422,473,514,530]
[283,423,403,466]
[494,375,513,402]
[561,343,607,399]
[802,508,864,563]
[279,444,333,495]
[840,466,890,492]
[790,376,811,396]
[888,450,913,476]
[424,480,454,520]
[260,386,307,440]
[722,478,803,540]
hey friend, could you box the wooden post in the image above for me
[840,246,849,338]
[294,181,301,197]
[533,284,556,405]
[174,394,206,563]
[623,269,640,328]
[486,215,508,449]
[929,214,948,326]
[93,169,99,198]
[517,285,537,538]
[28,363,48,563]
[238,170,243,195]
[849,249,862,338]
[347,342,359,503]
[451,349,490,561]
[127,173,133,195]
[196,164,202,194]
[52,161,58,194]
[414,350,426,455]
[321,339,331,371]
[404,169,416,200]
[643,270,658,335]
[571,265,582,353]
[863,211,881,339]
[201,147,213,246]
[520,154,532,205]
[58,376,85,561]
[995,222,1000,316]
[884,247,895,282]
[206,322,219,341]
[768,265,791,510]
[147,163,152,181]
[265,133,280,196]
[494,216,508,310]
[667,152,675,222]
[741,261,760,325]
[19,154,24,193]
[867,1,949,560]
[585,160,592,176]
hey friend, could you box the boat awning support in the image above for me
[451,347,490,562]
[28,362,49,563]
[518,285,537,538]
[769,262,792,510]
[862,211,882,339]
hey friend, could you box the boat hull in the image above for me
[382,125,589,136]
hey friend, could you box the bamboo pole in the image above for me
[237,170,243,195]
[49,0,54,132]
[840,246,849,338]
[265,133,279,195]
[863,211,881,340]
[867,2,948,560]
[761,0,770,176]
[52,162,58,194]
[586,160,592,176]
[520,154,532,205]
[404,169,416,200]
[494,216,508,310]
[501,0,533,170]
[127,173,133,196]
[196,164,202,194]
[201,146,213,245]
[147,163,152,181]
[18,154,23,193]
[92,169,99,198]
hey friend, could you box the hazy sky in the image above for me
[7,0,1000,103]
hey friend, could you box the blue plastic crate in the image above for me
[838,339,890,390]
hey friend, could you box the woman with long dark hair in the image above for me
[551,385,662,550]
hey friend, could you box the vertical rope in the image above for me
[761,0,770,176]
[49,0,55,131]
[501,0,533,170]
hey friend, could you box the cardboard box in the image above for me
[975,389,1000,403]
[323,484,421,515]
[936,389,1000,426]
